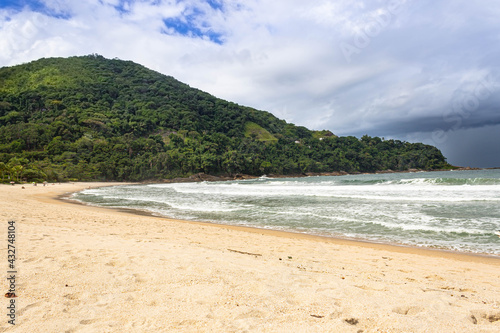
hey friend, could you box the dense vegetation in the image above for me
[0,55,450,182]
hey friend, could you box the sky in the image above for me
[1,0,499,167]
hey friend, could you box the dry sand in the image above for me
[1,182,499,332]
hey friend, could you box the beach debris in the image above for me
[227,249,262,257]
[288,256,292,259]
[5,293,17,298]
[495,230,500,238]
[344,318,359,325]
[310,314,324,318]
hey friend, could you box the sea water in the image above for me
[73,169,500,255]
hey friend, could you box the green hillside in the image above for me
[0,55,450,182]
[244,122,278,143]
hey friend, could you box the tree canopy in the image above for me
[0,55,451,182]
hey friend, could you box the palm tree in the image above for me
[6,158,28,182]
[11,165,24,182]
[0,162,6,182]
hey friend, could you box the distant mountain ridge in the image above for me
[0,55,450,182]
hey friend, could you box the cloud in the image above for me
[1,0,500,166]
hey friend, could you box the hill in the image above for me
[0,55,450,182]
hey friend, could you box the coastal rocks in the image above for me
[456,166,481,171]
[188,173,229,182]
[232,174,259,180]
[162,173,258,183]
[304,171,349,177]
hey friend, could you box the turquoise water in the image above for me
[73,170,500,255]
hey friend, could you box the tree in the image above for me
[7,158,28,182]
[0,162,7,182]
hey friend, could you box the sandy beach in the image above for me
[1,182,499,332]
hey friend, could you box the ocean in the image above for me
[73,169,500,256]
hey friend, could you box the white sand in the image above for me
[1,182,499,332]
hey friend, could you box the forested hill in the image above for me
[0,55,450,182]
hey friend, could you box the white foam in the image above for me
[75,170,500,255]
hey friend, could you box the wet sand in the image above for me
[1,182,499,332]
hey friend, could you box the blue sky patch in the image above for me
[110,0,132,14]
[0,0,71,19]
[206,0,224,12]
[163,7,224,44]
[163,17,224,44]
[0,0,25,11]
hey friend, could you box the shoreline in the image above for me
[65,181,500,263]
[2,182,500,332]
[155,166,483,183]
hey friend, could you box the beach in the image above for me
[1,182,499,332]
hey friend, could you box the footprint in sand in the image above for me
[236,309,265,319]
[133,273,147,283]
[392,306,424,315]
[17,301,42,316]
[470,310,500,324]
[63,293,81,301]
